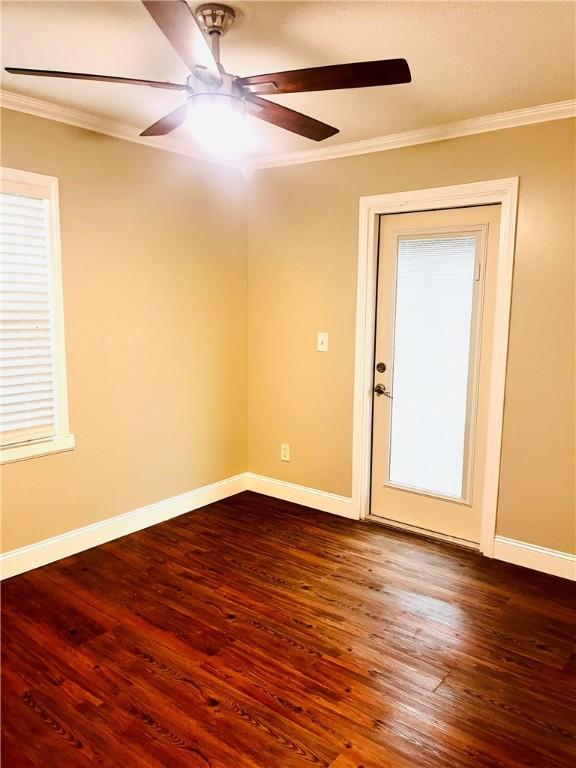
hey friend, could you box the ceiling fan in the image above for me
[5,0,412,142]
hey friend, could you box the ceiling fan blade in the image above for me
[140,103,189,137]
[238,58,411,95]
[142,1,220,80]
[4,67,189,91]
[245,94,338,141]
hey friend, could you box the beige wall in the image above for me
[2,110,574,557]
[247,119,575,553]
[1,109,247,552]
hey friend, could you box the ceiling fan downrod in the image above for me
[194,3,236,63]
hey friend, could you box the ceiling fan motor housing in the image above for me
[188,69,244,101]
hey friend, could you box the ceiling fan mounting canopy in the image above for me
[4,0,412,143]
[195,3,237,38]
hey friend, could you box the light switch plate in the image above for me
[280,443,290,462]
[317,331,329,352]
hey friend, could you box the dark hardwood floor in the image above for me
[2,491,575,767]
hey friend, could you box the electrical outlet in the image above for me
[317,331,329,352]
[280,443,290,462]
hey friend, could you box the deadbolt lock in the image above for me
[376,362,386,373]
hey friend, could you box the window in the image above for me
[0,168,74,463]
[387,233,480,500]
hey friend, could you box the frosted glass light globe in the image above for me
[187,95,251,156]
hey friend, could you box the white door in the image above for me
[370,205,501,544]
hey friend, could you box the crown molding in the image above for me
[0,89,241,170]
[2,90,574,176]
[245,99,576,172]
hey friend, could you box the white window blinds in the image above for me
[1,180,63,451]
[388,234,478,499]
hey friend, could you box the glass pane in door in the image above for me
[388,234,478,499]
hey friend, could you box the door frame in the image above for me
[352,178,519,556]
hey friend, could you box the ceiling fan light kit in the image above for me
[5,0,412,152]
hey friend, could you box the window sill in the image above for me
[0,434,75,464]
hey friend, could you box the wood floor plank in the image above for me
[2,491,575,767]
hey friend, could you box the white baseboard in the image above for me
[4,472,571,582]
[245,472,357,519]
[492,536,576,580]
[1,472,356,579]
[0,473,247,580]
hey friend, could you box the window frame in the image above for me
[0,167,74,463]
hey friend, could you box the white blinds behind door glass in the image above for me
[388,235,477,499]
[0,192,57,447]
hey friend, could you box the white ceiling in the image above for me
[2,1,575,159]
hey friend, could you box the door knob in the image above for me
[374,383,392,398]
